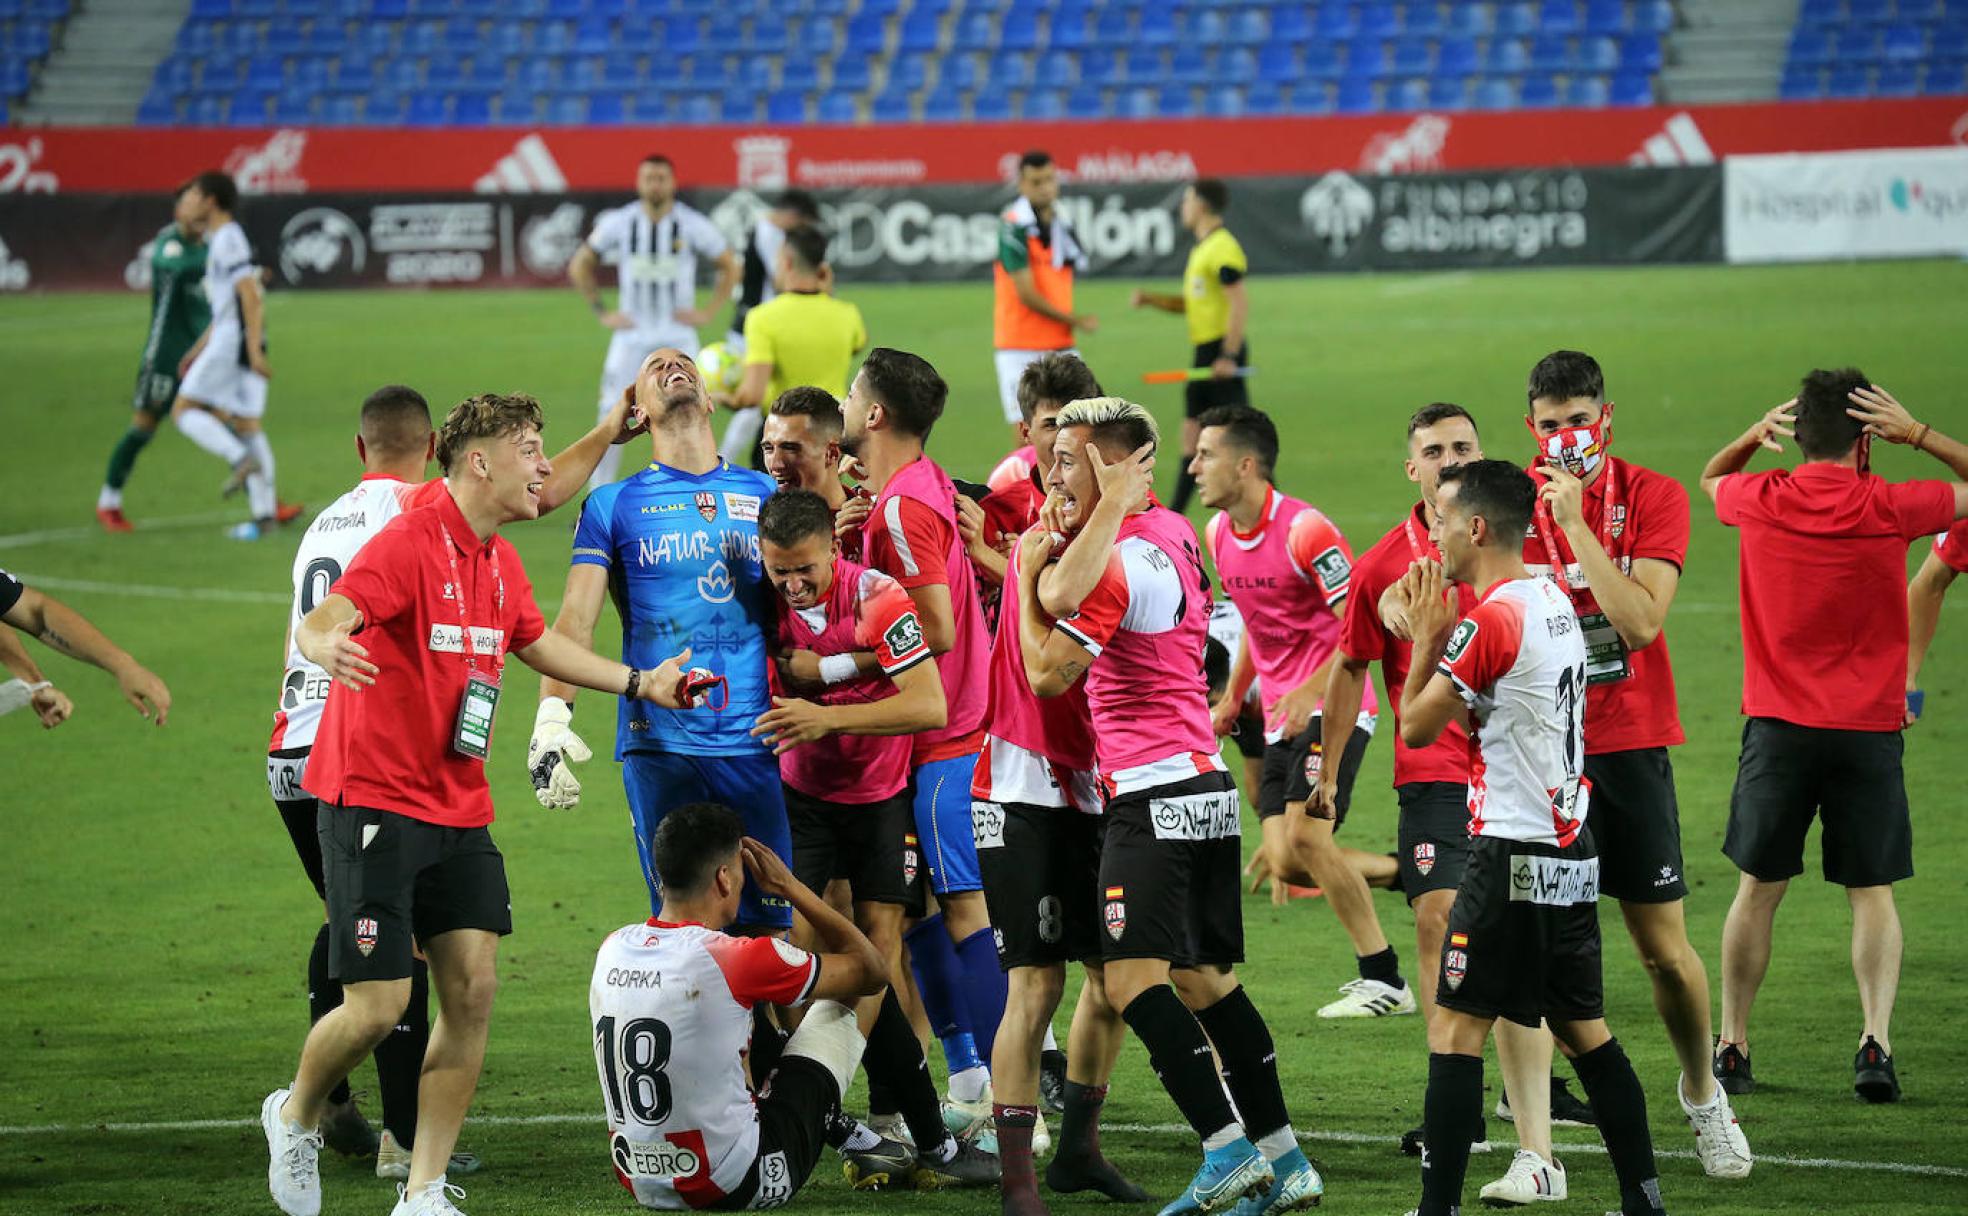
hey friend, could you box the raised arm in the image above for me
[4,585,171,724]
[1394,563,1465,749]
[1037,445,1154,618]
[1538,467,1681,651]
[1849,385,1968,507]
[537,390,648,512]
[742,839,887,1000]
[1701,400,1796,502]
[514,631,690,707]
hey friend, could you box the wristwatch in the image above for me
[623,667,641,700]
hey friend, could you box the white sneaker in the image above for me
[1478,1148,1567,1205]
[391,1177,468,1216]
[1315,978,1417,1018]
[1678,1072,1753,1179]
[260,1088,323,1216]
[376,1129,484,1181]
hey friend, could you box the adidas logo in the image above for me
[1627,112,1714,167]
[474,134,569,193]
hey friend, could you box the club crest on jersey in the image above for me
[1444,947,1468,991]
[354,917,378,957]
[1104,887,1126,941]
[1414,842,1436,876]
[1302,743,1324,785]
[1609,504,1628,540]
[902,833,919,884]
[1443,619,1478,663]
[695,491,718,523]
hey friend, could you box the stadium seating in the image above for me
[0,0,68,112]
[126,0,1696,127]
[1780,0,1968,99]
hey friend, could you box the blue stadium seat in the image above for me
[1788,29,1833,66]
[331,57,373,91]
[1876,61,1919,96]
[1116,85,1155,117]
[1001,8,1038,51]
[1445,4,1492,37]
[598,50,638,85]
[831,56,870,90]
[719,91,754,121]
[187,94,227,123]
[154,56,196,93]
[665,16,700,53]
[1922,61,1967,94]
[779,57,819,90]
[1779,64,1824,100]
[1051,5,1090,49]
[1335,78,1376,113]
[800,17,837,55]
[1257,42,1297,82]
[701,13,742,52]
[245,53,286,89]
[1563,73,1609,105]
[953,11,993,51]
[232,90,277,122]
[1082,47,1120,84]
[1471,76,1515,108]
[973,90,1012,119]
[266,24,308,56]
[307,23,349,54]
[898,9,938,52]
[1356,3,1398,39]
[1583,0,1627,36]
[1122,48,1165,85]
[1386,75,1426,111]
[1539,0,1582,35]
[989,51,1031,87]
[675,93,714,122]
[1168,43,1208,83]
[1578,34,1618,72]
[732,55,771,91]
[1156,82,1193,115]
[1427,74,1468,109]
[1530,34,1575,72]
[1220,46,1256,81]
[1303,40,1342,78]
[1404,2,1444,38]
[1227,8,1265,45]
[752,20,788,54]
[138,92,180,124]
[1065,85,1104,117]
[1023,88,1064,118]
[424,56,466,90]
[575,16,613,53]
[537,92,579,122]
[766,89,806,121]
[815,91,856,121]
[1485,38,1528,73]
[1936,25,1968,62]
[1244,79,1283,114]
[870,88,911,121]
[190,0,231,17]
[1898,0,1943,21]
[405,91,449,124]
[1312,4,1356,40]
[1035,48,1075,85]
[1826,64,1870,97]
[1847,0,1890,23]
[370,0,406,18]
[1271,5,1310,42]
[176,22,216,54]
[1203,83,1242,116]
[1138,7,1175,46]
[452,91,494,124]
[631,93,670,121]
[1437,35,1478,75]
[222,23,259,55]
[1288,81,1333,114]
[1494,3,1537,38]
[1090,9,1130,47]
[1608,70,1653,104]
[1189,10,1227,48]
[1632,0,1674,32]
[1832,28,1876,61]
[1619,31,1661,72]
[845,13,884,53]
[889,51,928,89]
[1346,39,1391,78]
[1883,24,1927,62]
[1391,37,1432,75]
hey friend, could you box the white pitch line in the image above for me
[0,510,242,551]
[0,1113,1959,1179]
[1379,271,1475,297]
[7,573,289,605]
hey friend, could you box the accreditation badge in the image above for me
[453,673,501,759]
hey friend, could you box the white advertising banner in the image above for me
[1724,146,1968,263]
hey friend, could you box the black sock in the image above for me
[308,925,352,1107]
[750,1003,790,1088]
[1358,946,1403,987]
[865,987,950,1152]
[1571,1038,1665,1216]
[867,1076,897,1119]
[372,958,428,1145]
[1172,465,1199,515]
[1194,986,1290,1143]
[1418,1052,1483,1216]
[1120,986,1238,1141]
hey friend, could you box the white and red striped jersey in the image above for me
[1438,577,1590,847]
[269,474,446,752]
[1056,506,1224,799]
[591,919,819,1210]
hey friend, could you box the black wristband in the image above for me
[623,667,641,700]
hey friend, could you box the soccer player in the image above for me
[1704,376,1968,1104]
[262,394,701,1216]
[166,170,295,541]
[96,183,208,532]
[993,151,1095,446]
[838,348,1007,1124]
[752,488,998,1189]
[529,349,790,935]
[1508,350,1751,1184]
[1130,180,1249,514]
[760,388,849,505]
[965,352,1100,592]
[1906,517,1966,722]
[727,226,867,426]
[720,189,822,463]
[0,568,171,724]
[570,154,738,489]
[1393,460,1667,1216]
[592,804,888,1210]
[1020,398,1321,1216]
[267,383,640,1177]
[1190,405,1410,1017]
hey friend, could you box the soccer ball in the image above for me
[696,341,743,397]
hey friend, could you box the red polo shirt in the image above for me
[1935,519,1968,573]
[305,487,547,827]
[1340,501,1475,788]
[1714,463,1955,733]
[1523,456,1689,754]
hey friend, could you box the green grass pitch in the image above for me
[3,262,1967,1215]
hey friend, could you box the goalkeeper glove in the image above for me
[528,698,591,810]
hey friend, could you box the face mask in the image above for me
[1530,402,1613,478]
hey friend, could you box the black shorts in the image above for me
[1226,702,1266,761]
[1437,832,1606,1030]
[1185,338,1250,417]
[132,364,179,417]
[1098,771,1244,967]
[976,802,1106,968]
[1396,781,1473,900]
[711,1055,836,1210]
[319,803,513,983]
[1724,717,1913,887]
[785,784,923,913]
[1583,747,1687,903]
[269,747,324,899]
[1255,717,1371,822]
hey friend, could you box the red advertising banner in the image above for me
[0,97,1962,195]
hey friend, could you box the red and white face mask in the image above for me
[1531,402,1613,478]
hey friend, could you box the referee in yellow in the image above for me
[1131,178,1249,513]
[728,225,868,422]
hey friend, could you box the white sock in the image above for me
[175,408,248,464]
[718,406,764,463]
[1256,1126,1297,1161]
[246,432,276,520]
[839,1121,881,1152]
[947,1065,990,1103]
[1201,1124,1243,1153]
[1043,1025,1060,1054]
[97,485,122,510]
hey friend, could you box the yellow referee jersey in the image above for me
[742,289,868,402]
[1184,226,1247,346]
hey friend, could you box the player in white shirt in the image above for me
[569,155,739,489]
[592,802,889,1211]
[167,170,295,541]
[267,385,641,1184]
[1392,460,1671,1216]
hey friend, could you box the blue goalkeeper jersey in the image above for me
[572,459,777,759]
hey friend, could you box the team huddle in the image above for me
[153,157,1968,1216]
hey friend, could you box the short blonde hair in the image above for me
[1055,396,1160,454]
[435,393,545,472]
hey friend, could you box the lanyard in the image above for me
[1403,508,1433,563]
[1531,457,1623,605]
[443,533,506,677]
